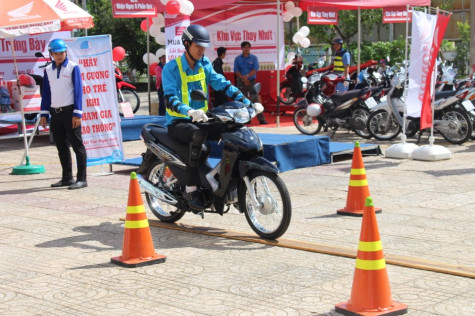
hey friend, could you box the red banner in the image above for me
[420,12,451,130]
[383,7,411,23]
[111,0,157,18]
[307,6,338,25]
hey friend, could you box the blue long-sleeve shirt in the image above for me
[234,53,259,80]
[40,57,83,118]
[162,53,250,125]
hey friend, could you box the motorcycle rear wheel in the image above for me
[352,107,372,139]
[438,108,472,144]
[293,106,322,135]
[279,85,295,105]
[118,89,140,115]
[239,170,291,240]
[145,160,185,223]
[367,109,402,141]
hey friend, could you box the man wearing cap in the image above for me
[331,37,351,93]
[39,39,87,190]
[155,54,166,115]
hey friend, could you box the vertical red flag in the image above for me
[420,12,452,130]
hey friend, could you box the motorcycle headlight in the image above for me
[308,74,321,85]
[224,107,251,124]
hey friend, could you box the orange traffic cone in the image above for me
[335,197,407,316]
[337,141,381,216]
[111,172,166,268]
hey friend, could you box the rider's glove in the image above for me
[188,109,209,122]
[252,102,264,114]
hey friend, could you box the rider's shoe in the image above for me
[184,190,205,210]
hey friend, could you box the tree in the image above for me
[85,0,161,78]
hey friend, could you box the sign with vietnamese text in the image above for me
[307,6,338,25]
[383,7,411,23]
[111,0,157,18]
[0,32,70,81]
[66,35,124,166]
[164,14,190,62]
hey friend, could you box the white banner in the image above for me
[66,35,124,166]
[406,11,437,118]
[164,14,190,62]
[190,4,285,71]
[0,32,70,81]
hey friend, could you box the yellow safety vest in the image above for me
[166,56,208,118]
[333,49,346,73]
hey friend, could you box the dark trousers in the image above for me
[236,78,266,123]
[50,107,87,181]
[158,86,165,116]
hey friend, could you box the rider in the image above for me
[162,24,263,210]
[331,37,350,93]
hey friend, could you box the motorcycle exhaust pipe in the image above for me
[136,174,178,205]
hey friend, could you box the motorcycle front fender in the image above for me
[117,81,137,90]
[238,156,280,177]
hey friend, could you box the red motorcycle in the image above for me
[115,65,140,115]
[279,59,378,105]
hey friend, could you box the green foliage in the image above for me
[455,21,470,77]
[85,0,161,79]
[349,38,406,66]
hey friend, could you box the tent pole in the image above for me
[276,0,281,127]
[357,7,360,75]
[147,19,151,115]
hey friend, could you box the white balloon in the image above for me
[285,1,295,10]
[300,26,310,37]
[149,24,161,38]
[156,48,166,58]
[287,52,295,62]
[160,0,169,5]
[300,38,311,48]
[291,7,303,17]
[155,32,166,45]
[152,14,165,28]
[293,31,304,43]
[283,11,293,22]
[143,53,158,65]
[180,0,194,16]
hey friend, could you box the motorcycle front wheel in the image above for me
[239,170,291,240]
[145,160,185,223]
[367,109,402,141]
[438,108,472,144]
[118,89,141,115]
[293,106,322,135]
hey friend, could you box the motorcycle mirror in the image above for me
[35,52,45,58]
[190,89,207,101]
[251,83,261,95]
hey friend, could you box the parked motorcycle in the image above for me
[115,65,140,115]
[136,87,292,240]
[367,72,473,144]
[292,72,374,138]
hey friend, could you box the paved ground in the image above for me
[0,94,474,315]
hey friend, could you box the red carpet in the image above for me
[248,111,295,128]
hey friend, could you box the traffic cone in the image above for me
[337,141,381,216]
[111,172,166,268]
[335,197,408,316]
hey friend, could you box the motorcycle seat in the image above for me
[435,90,456,100]
[147,125,190,161]
[331,89,363,105]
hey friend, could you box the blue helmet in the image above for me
[48,39,67,53]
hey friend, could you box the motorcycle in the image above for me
[292,72,374,138]
[136,87,292,240]
[115,64,140,115]
[367,72,473,144]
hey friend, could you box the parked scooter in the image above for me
[115,64,140,115]
[136,86,292,240]
[292,72,374,138]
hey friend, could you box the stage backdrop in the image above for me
[66,35,124,166]
[190,3,285,71]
